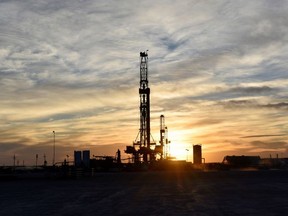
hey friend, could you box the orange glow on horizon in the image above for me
[166,129,198,161]
[167,143,192,161]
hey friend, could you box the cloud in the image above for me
[264,102,288,109]
[197,85,277,101]
[249,141,288,150]
[217,100,288,111]
[0,142,26,152]
[241,134,287,138]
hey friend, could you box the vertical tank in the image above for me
[193,144,202,165]
[74,151,82,167]
[82,150,90,168]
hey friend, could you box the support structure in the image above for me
[125,51,157,163]
[160,115,165,159]
[159,115,170,159]
[138,51,151,162]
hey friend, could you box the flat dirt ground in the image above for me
[0,170,288,215]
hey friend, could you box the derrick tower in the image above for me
[160,115,166,159]
[138,51,150,161]
[134,51,153,162]
[125,51,157,163]
[159,115,170,159]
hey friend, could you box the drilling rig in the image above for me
[125,51,157,163]
[159,114,170,159]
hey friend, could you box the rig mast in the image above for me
[138,51,151,162]
[159,115,170,159]
[160,115,166,159]
[125,51,157,163]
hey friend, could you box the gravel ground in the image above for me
[0,170,288,216]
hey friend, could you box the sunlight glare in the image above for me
[167,130,194,161]
[167,143,190,161]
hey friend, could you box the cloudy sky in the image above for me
[1,0,288,165]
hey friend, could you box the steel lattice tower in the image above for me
[160,115,170,159]
[160,115,165,159]
[138,51,150,162]
[125,51,157,163]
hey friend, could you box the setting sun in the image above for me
[165,129,195,161]
[166,143,191,161]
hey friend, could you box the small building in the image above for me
[223,155,261,168]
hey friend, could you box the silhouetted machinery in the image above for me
[125,51,167,163]
[223,155,260,168]
[159,114,170,159]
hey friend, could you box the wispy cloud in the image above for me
[241,134,287,139]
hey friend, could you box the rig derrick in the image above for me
[125,51,157,163]
[157,114,170,159]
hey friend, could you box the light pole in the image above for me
[186,149,189,162]
[53,131,55,165]
[13,154,16,169]
[44,154,47,167]
[36,154,38,168]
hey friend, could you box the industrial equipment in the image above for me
[158,115,170,159]
[125,51,157,163]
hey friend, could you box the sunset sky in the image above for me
[1,0,288,165]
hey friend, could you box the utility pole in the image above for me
[43,154,47,167]
[53,131,55,165]
[13,154,16,169]
[36,154,38,168]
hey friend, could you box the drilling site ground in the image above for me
[1,170,288,215]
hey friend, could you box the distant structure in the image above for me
[53,131,56,165]
[116,149,121,164]
[82,150,90,168]
[74,151,82,167]
[193,144,202,165]
[159,115,170,159]
[74,150,90,168]
[223,155,260,168]
[90,149,123,171]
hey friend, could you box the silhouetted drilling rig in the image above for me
[159,114,170,159]
[125,51,169,163]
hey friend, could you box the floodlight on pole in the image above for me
[53,131,55,165]
[186,149,189,162]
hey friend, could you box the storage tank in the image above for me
[74,151,82,167]
[193,144,202,165]
[82,150,90,168]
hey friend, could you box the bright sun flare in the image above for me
[165,130,195,161]
[167,143,191,161]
